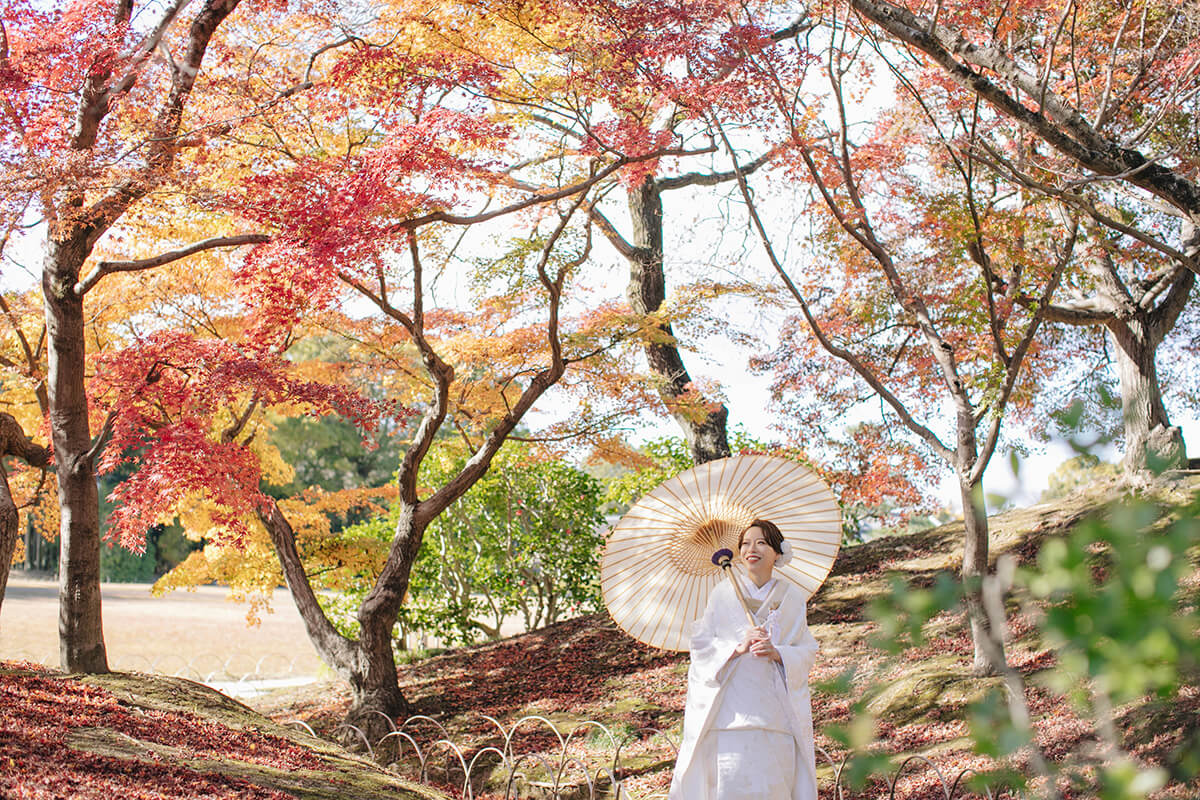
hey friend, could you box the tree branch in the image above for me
[969,141,1200,275]
[655,146,779,191]
[393,146,710,233]
[587,206,635,258]
[970,220,1076,482]
[848,0,1200,220]
[0,412,51,468]
[259,499,356,666]
[75,234,270,295]
[711,115,954,463]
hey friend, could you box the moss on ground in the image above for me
[13,668,448,800]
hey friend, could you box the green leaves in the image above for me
[867,572,962,654]
[326,441,608,648]
[830,484,1200,798]
[1025,498,1199,707]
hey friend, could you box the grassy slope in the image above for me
[0,662,447,800]
[255,478,1200,799]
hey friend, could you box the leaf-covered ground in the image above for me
[3,481,1196,799]
[0,662,445,800]
[254,480,1200,799]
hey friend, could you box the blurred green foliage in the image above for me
[321,441,606,647]
[830,484,1199,799]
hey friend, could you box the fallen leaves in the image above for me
[0,665,323,800]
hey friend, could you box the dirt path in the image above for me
[1,572,326,685]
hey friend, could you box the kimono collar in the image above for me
[743,576,791,620]
[745,577,776,602]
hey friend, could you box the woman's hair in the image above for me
[738,519,784,554]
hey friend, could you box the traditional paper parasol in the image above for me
[601,454,842,652]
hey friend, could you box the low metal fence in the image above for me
[310,713,1021,800]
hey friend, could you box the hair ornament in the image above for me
[776,540,793,568]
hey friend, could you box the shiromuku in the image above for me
[668,519,819,800]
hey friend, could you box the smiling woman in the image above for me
[669,519,819,800]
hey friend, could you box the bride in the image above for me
[667,519,819,800]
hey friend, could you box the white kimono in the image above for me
[668,577,819,800]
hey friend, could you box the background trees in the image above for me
[0,0,288,672]
[319,441,606,648]
[840,0,1200,471]
[1,3,1195,760]
[714,7,1084,672]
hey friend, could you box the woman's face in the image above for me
[739,526,778,580]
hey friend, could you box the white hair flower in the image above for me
[776,540,793,568]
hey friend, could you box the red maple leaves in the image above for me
[0,665,320,800]
[90,331,389,550]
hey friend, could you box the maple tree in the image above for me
[101,0,739,736]
[0,0,326,673]
[714,10,1085,673]
[1,0,709,735]
[380,0,826,465]
[836,0,1200,471]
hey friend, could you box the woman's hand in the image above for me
[734,625,769,656]
[749,636,782,663]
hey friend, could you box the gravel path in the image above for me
[1,571,327,685]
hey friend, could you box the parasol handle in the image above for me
[711,549,756,627]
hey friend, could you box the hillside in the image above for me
[3,479,1196,799]
[0,663,445,800]
[254,479,1200,799]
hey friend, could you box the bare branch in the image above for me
[82,409,118,469]
[587,206,635,258]
[0,412,51,468]
[75,233,270,295]
[655,146,779,191]
[394,145,712,233]
[221,400,259,444]
[711,115,955,463]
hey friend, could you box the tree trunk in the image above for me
[1109,312,1188,473]
[0,413,52,619]
[0,468,17,615]
[958,476,1003,676]
[626,176,731,464]
[44,238,109,674]
[955,410,1005,676]
[260,500,407,745]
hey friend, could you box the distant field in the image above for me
[0,572,327,684]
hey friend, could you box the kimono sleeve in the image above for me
[775,597,819,690]
[688,586,744,686]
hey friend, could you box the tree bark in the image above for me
[0,469,16,615]
[1109,318,1187,472]
[44,236,109,673]
[260,499,407,743]
[1042,263,1193,472]
[625,176,730,464]
[958,474,998,675]
[0,413,51,619]
[37,0,245,676]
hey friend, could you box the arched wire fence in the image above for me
[6,649,1023,798]
[300,714,1024,800]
